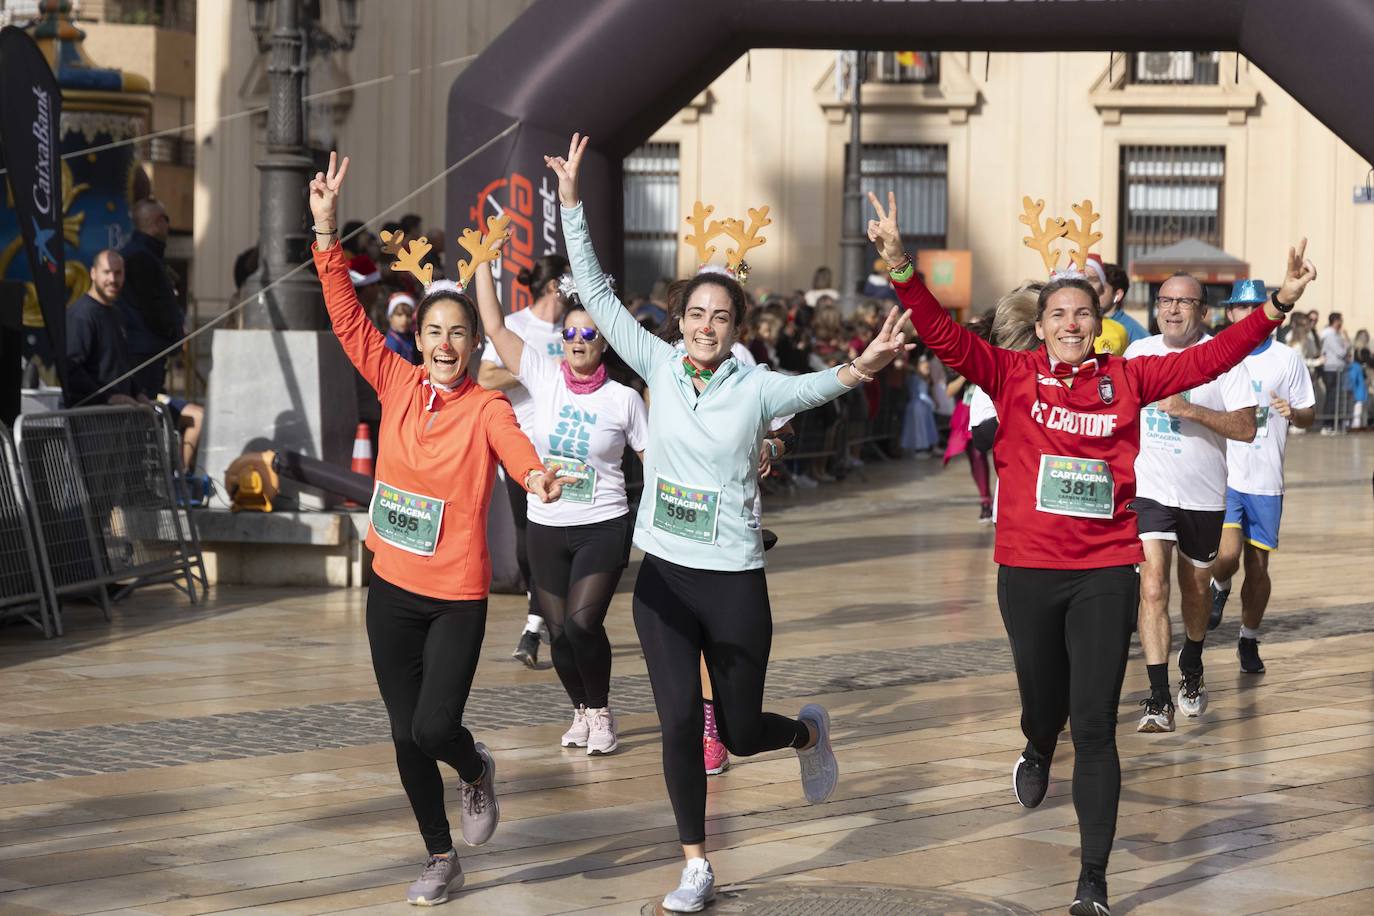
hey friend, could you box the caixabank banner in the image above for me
[0,25,66,388]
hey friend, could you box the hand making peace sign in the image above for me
[1277,237,1318,307]
[866,191,906,267]
[545,133,590,209]
[308,151,350,230]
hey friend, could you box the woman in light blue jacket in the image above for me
[546,134,913,913]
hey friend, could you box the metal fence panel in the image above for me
[0,427,56,637]
[14,406,205,627]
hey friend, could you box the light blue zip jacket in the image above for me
[562,202,851,571]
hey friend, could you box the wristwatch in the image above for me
[1271,290,1295,314]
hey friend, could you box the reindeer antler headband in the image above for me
[383,214,512,293]
[1019,196,1102,278]
[684,200,771,282]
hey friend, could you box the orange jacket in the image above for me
[315,243,543,599]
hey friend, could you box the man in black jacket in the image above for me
[66,250,137,407]
[117,198,182,396]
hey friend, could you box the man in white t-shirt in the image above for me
[1207,281,1316,675]
[1126,273,1257,733]
[478,257,571,667]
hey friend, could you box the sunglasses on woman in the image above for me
[562,327,599,342]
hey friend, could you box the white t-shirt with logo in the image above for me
[516,348,649,527]
[1226,338,1315,496]
[1125,333,1257,511]
[481,308,565,429]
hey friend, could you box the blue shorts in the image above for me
[1223,488,1283,551]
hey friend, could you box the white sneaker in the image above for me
[794,473,818,489]
[662,858,715,913]
[585,706,619,756]
[796,703,838,803]
[560,706,589,747]
[1177,650,1208,718]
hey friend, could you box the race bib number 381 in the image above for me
[651,475,721,544]
[1035,455,1114,519]
[369,481,445,556]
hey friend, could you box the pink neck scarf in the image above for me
[561,360,607,394]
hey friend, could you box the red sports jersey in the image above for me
[892,277,1281,569]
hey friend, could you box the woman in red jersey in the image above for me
[867,191,1315,916]
[309,152,571,907]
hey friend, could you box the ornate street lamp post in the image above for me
[240,0,359,329]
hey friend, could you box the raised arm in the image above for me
[1129,239,1314,404]
[547,134,675,380]
[309,152,412,395]
[760,305,915,416]
[471,250,526,376]
[867,191,1007,395]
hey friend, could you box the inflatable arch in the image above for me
[447,0,1374,306]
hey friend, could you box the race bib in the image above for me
[1035,455,1114,519]
[369,481,445,556]
[651,475,721,544]
[544,456,596,504]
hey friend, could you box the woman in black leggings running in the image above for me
[473,250,647,756]
[548,134,915,913]
[310,153,572,907]
[868,190,1315,915]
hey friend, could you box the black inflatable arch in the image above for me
[448,0,1374,305]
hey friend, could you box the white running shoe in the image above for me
[585,706,619,756]
[560,705,589,748]
[796,703,838,803]
[1177,650,1209,718]
[661,858,715,913]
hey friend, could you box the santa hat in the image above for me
[387,291,416,317]
[1083,253,1109,288]
[349,254,380,287]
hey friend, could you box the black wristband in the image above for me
[1271,289,1294,314]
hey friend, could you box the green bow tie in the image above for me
[681,356,714,382]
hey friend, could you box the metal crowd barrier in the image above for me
[0,427,55,637]
[9,405,207,637]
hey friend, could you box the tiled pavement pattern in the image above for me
[3,601,1369,785]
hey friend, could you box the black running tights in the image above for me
[633,552,809,845]
[527,516,629,709]
[504,469,540,616]
[997,564,1137,870]
[367,575,486,855]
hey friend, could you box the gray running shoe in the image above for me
[459,744,499,847]
[796,703,838,803]
[661,858,715,913]
[1136,691,1176,733]
[1177,667,1208,718]
[1208,580,1229,630]
[406,851,462,906]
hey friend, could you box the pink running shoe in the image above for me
[703,735,730,775]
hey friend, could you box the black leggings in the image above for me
[527,515,630,709]
[633,552,808,845]
[367,575,487,855]
[503,470,540,616]
[997,564,1137,871]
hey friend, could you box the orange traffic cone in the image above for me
[345,423,374,507]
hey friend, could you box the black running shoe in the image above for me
[1069,866,1110,915]
[1013,748,1050,808]
[1237,636,1266,673]
[978,504,993,524]
[1208,581,1230,630]
[511,631,540,668]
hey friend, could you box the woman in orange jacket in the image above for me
[309,153,571,906]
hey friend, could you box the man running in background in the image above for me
[1208,280,1316,673]
[1128,273,1257,733]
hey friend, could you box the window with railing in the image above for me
[140,135,195,169]
[0,0,41,26]
[864,51,940,85]
[1119,145,1226,301]
[849,143,948,252]
[623,142,680,299]
[1126,51,1221,86]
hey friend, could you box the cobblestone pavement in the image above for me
[1,602,1368,784]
